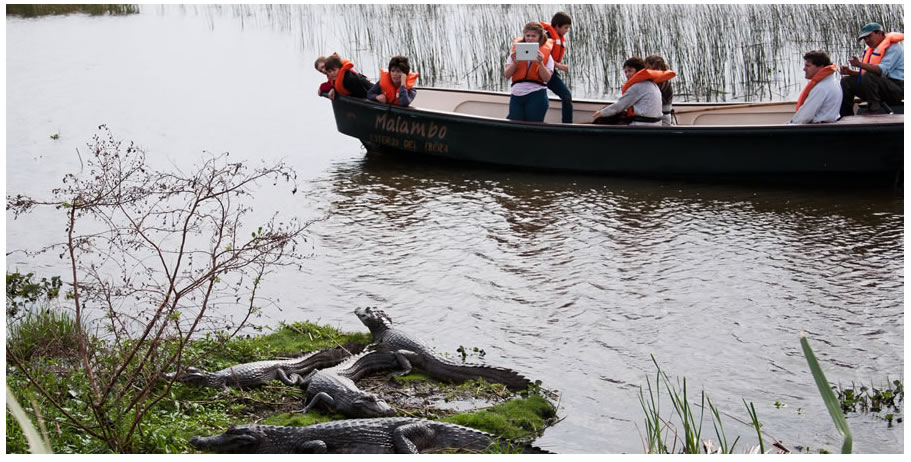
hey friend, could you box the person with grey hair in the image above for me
[790,50,842,124]
[839,22,904,116]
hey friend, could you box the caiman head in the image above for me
[350,393,397,417]
[354,306,394,337]
[169,367,222,388]
[190,425,264,453]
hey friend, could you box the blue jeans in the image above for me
[507,89,549,122]
[547,70,573,123]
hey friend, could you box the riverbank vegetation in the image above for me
[6,4,138,17]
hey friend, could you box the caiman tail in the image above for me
[402,351,533,391]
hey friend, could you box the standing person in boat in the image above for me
[367,55,419,107]
[789,50,842,124]
[591,56,675,125]
[324,55,374,100]
[838,22,904,116]
[644,54,674,126]
[504,22,554,122]
[541,12,573,123]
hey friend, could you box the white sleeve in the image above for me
[790,87,823,124]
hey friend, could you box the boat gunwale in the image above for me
[338,91,905,132]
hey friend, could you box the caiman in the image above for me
[189,418,552,454]
[296,350,402,417]
[162,343,363,390]
[354,307,532,391]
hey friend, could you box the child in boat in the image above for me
[314,55,335,98]
[367,55,419,107]
[541,12,573,123]
[645,54,674,126]
[324,55,374,100]
[504,22,554,122]
[592,56,674,125]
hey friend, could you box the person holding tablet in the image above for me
[504,22,554,122]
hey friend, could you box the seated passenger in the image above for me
[592,57,675,126]
[790,50,841,124]
[645,54,674,126]
[367,55,419,107]
[324,55,374,100]
[839,22,904,116]
[504,22,554,122]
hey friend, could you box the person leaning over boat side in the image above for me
[644,54,674,126]
[789,50,841,124]
[504,22,554,122]
[367,55,419,107]
[592,57,675,126]
[839,22,904,116]
[314,53,339,98]
[541,12,573,123]
[324,55,374,100]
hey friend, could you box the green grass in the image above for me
[441,393,556,441]
[6,4,139,17]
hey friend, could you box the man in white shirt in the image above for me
[790,50,842,124]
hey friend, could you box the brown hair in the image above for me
[523,22,548,46]
[388,55,411,74]
[324,55,343,71]
[803,49,833,67]
[314,56,328,71]
[644,54,668,71]
[623,56,647,72]
[551,11,571,28]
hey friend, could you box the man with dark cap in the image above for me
[839,22,904,116]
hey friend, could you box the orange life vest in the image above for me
[378,69,419,105]
[621,69,677,117]
[540,22,567,63]
[795,64,837,111]
[859,32,904,83]
[333,59,356,96]
[510,38,553,85]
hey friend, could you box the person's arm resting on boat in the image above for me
[397,86,417,107]
[593,85,641,119]
[367,83,383,102]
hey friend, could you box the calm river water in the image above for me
[5,6,904,454]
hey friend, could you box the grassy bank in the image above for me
[6,314,557,454]
[6,4,138,17]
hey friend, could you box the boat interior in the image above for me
[412,87,904,126]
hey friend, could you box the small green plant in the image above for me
[800,332,852,454]
[50,133,60,140]
[6,271,62,318]
[456,345,486,361]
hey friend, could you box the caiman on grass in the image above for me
[190,417,552,453]
[296,350,403,417]
[355,307,532,391]
[162,344,362,390]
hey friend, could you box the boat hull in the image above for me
[330,91,903,180]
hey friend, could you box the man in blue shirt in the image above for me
[839,22,904,116]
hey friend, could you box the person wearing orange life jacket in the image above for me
[504,22,554,122]
[314,53,339,98]
[790,50,842,124]
[324,55,374,100]
[839,22,904,116]
[592,56,675,126]
[541,12,573,123]
[367,55,418,107]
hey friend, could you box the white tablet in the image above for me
[515,42,539,61]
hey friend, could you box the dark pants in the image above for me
[507,89,549,122]
[547,70,573,123]
[840,72,904,116]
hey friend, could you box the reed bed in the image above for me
[177,4,902,102]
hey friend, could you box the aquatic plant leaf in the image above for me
[800,332,852,454]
